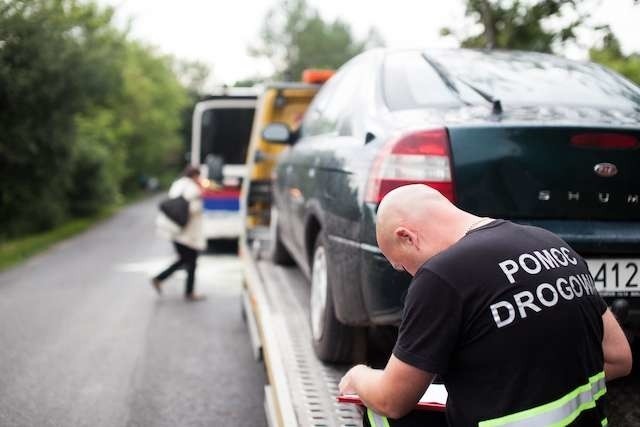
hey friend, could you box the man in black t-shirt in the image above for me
[339,184,632,426]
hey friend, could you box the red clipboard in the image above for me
[337,384,447,413]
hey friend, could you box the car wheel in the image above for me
[310,232,366,363]
[268,207,294,265]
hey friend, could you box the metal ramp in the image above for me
[242,237,362,427]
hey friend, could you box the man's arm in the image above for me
[338,355,434,419]
[602,308,632,381]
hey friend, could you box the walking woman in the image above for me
[152,165,206,301]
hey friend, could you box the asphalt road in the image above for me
[0,197,266,427]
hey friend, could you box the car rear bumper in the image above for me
[603,297,640,337]
[352,218,640,331]
[359,244,409,326]
[514,219,640,334]
[513,219,640,255]
[325,233,407,326]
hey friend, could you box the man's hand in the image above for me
[336,356,434,419]
[339,364,368,395]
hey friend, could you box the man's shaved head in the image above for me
[376,184,480,275]
[376,185,448,246]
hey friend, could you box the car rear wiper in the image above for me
[421,53,470,106]
[422,53,503,115]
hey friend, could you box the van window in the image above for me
[201,108,255,164]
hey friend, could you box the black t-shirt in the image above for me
[393,220,608,427]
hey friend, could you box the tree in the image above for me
[442,0,586,52]
[174,59,211,95]
[0,0,189,237]
[118,43,188,191]
[0,0,122,233]
[589,29,640,85]
[443,0,640,87]
[250,0,384,80]
[75,41,188,195]
[233,78,264,87]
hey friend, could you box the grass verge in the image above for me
[0,206,121,273]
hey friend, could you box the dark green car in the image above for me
[265,48,640,363]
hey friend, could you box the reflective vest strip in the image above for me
[479,372,606,427]
[601,418,608,426]
[367,408,390,427]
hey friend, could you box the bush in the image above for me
[0,0,188,238]
[67,136,121,217]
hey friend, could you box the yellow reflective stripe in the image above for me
[594,385,607,401]
[367,408,377,427]
[479,372,606,427]
[367,408,390,427]
[601,418,608,426]
[549,376,607,427]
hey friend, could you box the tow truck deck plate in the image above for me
[243,238,361,426]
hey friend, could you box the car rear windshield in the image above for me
[384,49,640,112]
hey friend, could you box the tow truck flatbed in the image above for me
[241,230,362,427]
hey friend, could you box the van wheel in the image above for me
[310,233,366,363]
[268,207,294,265]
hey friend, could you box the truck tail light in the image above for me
[365,128,455,204]
[302,69,335,84]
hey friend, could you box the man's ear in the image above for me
[394,227,417,248]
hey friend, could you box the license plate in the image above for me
[586,259,640,297]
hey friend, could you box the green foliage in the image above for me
[117,43,188,192]
[174,59,211,95]
[0,0,189,239]
[443,0,584,52]
[233,78,264,87]
[250,0,384,80]
[446,1,640,87]
[589,30,640,85]
[69,109,124,216]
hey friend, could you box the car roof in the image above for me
[375,47,587,68]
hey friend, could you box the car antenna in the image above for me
[457,77,503,115]
[422,52,503,116]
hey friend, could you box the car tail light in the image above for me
[365,128,455,203]
[571,133,639,150]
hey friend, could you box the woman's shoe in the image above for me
[185,293,206,302]
[151,279,162,295]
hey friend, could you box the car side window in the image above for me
[301,58,366,138]
[321,61,365,136]
[301,72,344,137]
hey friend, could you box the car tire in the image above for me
[310,232,366,363]
[269,207,294,265]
